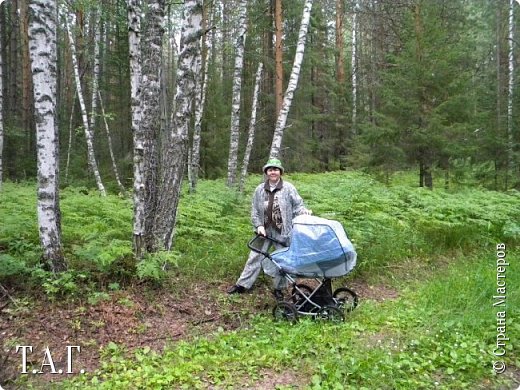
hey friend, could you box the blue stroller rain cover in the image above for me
[270,215,357,278]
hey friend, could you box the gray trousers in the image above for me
[236,227,288,290]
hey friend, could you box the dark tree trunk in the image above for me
[424,165,432,189]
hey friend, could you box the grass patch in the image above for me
[48,253,519,389]
[2,172,519,388]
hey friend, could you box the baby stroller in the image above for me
[248,215,358,322]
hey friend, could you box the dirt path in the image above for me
[0,278,397,388]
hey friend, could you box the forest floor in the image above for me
[0,276,398,389]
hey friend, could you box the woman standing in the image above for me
[227,158,311,300]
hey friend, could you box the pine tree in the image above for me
[0,19,3,192]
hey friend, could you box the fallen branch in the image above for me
[191,317,217,326]
[0,301,9,312]
[0,284,18,307]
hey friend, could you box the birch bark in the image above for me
[269,0,313,158]
[153,0,202,251]
[226,0,248,187]
[127,0,145,257]
[28,0,66,272]
[98,90,126,194]
[239,62,263,192]
[65,92,76,182]
[189,33,209,194]
[63,8,106,196]
[140,0,165,252]
[89,9,101,137]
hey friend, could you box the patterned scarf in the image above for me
[264,179,283,232]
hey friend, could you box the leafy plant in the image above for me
[136,251,181,282]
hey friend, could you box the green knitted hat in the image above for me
[263,158,284,174]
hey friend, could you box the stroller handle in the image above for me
[247,234,287,256]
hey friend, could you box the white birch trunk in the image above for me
[239,62,263,192]
[0,29,3,191]
[128,0,145,257]
[65,91,76,182]
[226,0,248,187]
[154,0,202,251]
[98,90,126,194]
[140,0,165,252]
[507,0,514,189]
[191,1,216,185]
[351,0,359,135]
[63,8,106,196]
[28,0,66,272]
[89,9,101,136]
[187,149,193,192]
[269,0,313,158]
[101,19,108,82]
[189,32,210,194]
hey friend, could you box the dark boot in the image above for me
[227,285,246,294]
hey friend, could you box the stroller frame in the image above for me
[248,234,358,322]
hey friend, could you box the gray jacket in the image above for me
[251,179,309,242]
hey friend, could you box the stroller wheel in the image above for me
[317,306,344,322]
[333,287,358,312]
[272,302,299,323]
[291,283,313,304]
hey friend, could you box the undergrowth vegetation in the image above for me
[1,171,519,388]
[44,254,519,389]
[1,171,519,291]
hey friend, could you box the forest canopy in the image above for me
[0,0,518,191]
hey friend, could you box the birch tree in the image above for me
[98,91,126,194]
[269,0,313,158]
[65,92,76,182]
[63,7,106,196]
[239,62,263,192]
[140,0,166,253]
[128,0,145,257]
[28,0,66,272]
[153,0,202,251]
[89,8,101,140]
[189,34,209,194]
[226,0,248,187]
